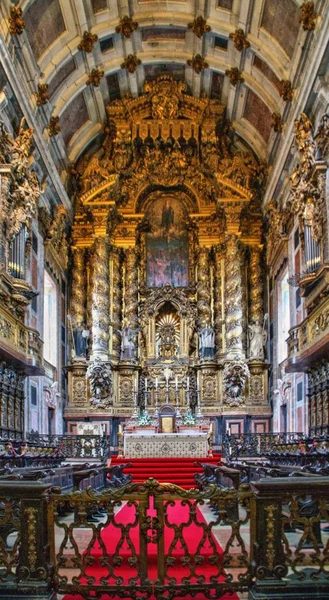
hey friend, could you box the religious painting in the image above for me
[146,197,189,288]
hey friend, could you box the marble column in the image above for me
[214,244,224,357]
[225,234,243,358]
[91,237,110,360]
[197,247,211,328]
[110,246,122,359]
[70,247,86,328]
[249,246,264,322]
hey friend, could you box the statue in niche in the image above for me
[120,322,139,360]
[248,314,268,360]
[199,325,215,359]
[73,323,90,358]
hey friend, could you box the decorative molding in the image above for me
[271,112,283,133]
[47,116,61,137]
[187,16,211,38]
[279,80,294,102]
[229,29,250,51]
[187,54,209,74]
[86,68,104,87]
[8,6,25,36]
[225,67,244,86]
[35,83,49,106]
[78,31,98,53]
[115,16,139,38]
[121,54,141,74]
[300,1,317,31]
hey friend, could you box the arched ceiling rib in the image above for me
[0,0,321,176]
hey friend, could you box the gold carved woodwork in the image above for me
[187,54,209,74]
[225,67,244,86]
[86,68,104,88]
[279,80,294,102]
[271,112,283,133]
[35,83,50,106]
[229,29,250,51]
[116,16,139,38]
[225,235,243,358]
[187,16,211,38]
[249,246,263,323]
[8,6,25,36]
[121,54,141,74]
[47,116,61,137]
[78,31,98,53]
[300,1,317,31]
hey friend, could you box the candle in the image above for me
[155,377,158,390]
[209,422,213,434]
[118,423,122,434]
[187,376,189,391]
[145,377,148,391]
[133,378,136,393]
[175,376,178,390]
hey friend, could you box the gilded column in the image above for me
[225,235,243,358]
[91,237,110,360]
[110,246,122,359]
[197,247,211,327]
[249,246,264,322]
[123,247,139,355]
[70,248,86,328]
[214,244,224,356]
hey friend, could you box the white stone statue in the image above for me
[198,325,215,359]
[248,314,268,360]
[119,322,139,360]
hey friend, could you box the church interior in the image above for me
[0,0,329,599]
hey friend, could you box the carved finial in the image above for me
[187,16,211,38]
[8,6,25,36]
[300,1,317,30]
[78,31,98,53]
[121,54,141,74]
[271,112,283,133]
[225,67,244,86]
[229,29,250,51]
[86,68,104,87]
[279,80,294,102]
[115,16,139,38]
[35,83,49,106]
[187,54,209,74]
[47,116,61,137]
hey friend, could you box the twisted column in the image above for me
[249,246,264,322]
[70,248,86,328]
[124,246,139,329]
[225,235,243,358]
[214,245,224,356]
[91,238,110,359]
[197,247,211,327]
[110,246,122,359]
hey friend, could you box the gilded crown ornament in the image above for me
[271,112,283,133]
[187,16,211,38]
[225,67,244,86]
[86,68,104,87]
[279,80,294,102]
[35,83,49,106]
[78,31,98,53]
[187,54,209,74]
[47,116,61,137]
[300,1,317,30]
[229,29,250,51]
[115,16,139,38]
[8,6,25,36]
[121,54,141,74]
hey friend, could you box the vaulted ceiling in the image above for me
[0,0,328,208]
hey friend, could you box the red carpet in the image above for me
[109,456,221,489]
[63,496,239,600]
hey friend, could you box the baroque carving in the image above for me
[121,54,141,74]
[279,80,293,102]
[116,16,139,38]
[35,83,50,106]
[229,29,250,51]
[225,236,243,357]
[8,6,25,36]
[86,68,104,87]
[86,357,113,407]
[300,1,317,31]
[187,54,209,74]
[187,16,211,38]
[225,67,244,86]
[315,113,329,160]
[223,360,249,406]
[47,116,61,137]
[78,31,98,53]
[91,238,110,356]
[271,112,283,133]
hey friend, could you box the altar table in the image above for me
[124,432,208,458]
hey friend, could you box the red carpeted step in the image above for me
[110,455,221,488]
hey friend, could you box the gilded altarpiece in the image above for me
[65,75,271,437]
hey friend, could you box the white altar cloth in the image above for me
[124,432,208,458]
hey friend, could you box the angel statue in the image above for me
[248,314,269,360]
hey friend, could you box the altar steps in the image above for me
[110,456,221,489]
